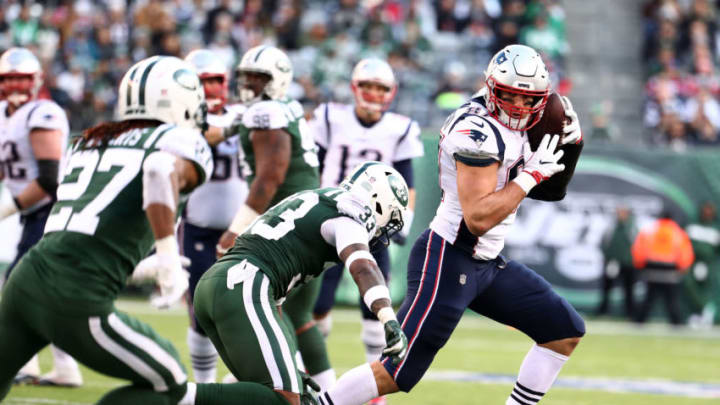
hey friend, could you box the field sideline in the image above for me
[4,299,720,404]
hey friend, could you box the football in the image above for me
[526,92,568,151]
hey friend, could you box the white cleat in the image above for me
[36,368,83,388]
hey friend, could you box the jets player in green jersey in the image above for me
[194,162,410,405]
[0,56,322,405]
[208,45,335,391]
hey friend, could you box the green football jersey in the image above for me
[216,187,376,300]
[13,124,213,314]
[238,97,320,205]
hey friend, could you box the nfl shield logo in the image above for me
[459,274,467,285]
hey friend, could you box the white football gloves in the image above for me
[513,134,565,194]
[131,236,191,309]
[560,96,582,145]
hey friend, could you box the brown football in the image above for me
[526,92,568,151]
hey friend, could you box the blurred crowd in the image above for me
[642,0,720,150]
[0,0,569,132]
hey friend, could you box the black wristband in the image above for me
[36,159,60,196]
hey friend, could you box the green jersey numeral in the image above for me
[45,148,144,235]
[250,191,319,240]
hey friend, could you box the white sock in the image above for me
[19,354,40,376]
[311,368,337,391]
[316,314,332,338]
[319,363,377,405]
[187,328,218,383]
[51,345,80,373]
[361,319,385,363]
[179,382,197,405]
[507,344,568,405]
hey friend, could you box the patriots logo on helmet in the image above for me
[495,52,507,65]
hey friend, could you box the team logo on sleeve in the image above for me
[457,128,488,148]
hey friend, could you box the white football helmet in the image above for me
[341,162,409,242]
[483,44,550,131]
[236,45,292,104]
[351,58,397,113]
[185,49,228,114]
[0,47,43,107]
[117,56,206,129]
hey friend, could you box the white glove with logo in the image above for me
[131,236,191,309]
[513,134,565,194]
[560,96,582,145]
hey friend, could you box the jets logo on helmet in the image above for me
[0,47,43,108]
[117,56,206,129]
[236,45,293,104]
[341,162,408,244]
[184,49,229,114]
[483,45,550,131]
[351,58,397,113]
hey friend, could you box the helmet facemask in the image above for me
[485,77,549,131]
[482,45,551,131]
[0,48,43,108]
[351,58,397,114]
[236,69,272,104]
[200,74,228,114]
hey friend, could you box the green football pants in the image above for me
[194,258,302,394]
[0,276,187,401]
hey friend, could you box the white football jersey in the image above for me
[0,99,69,214]
[309,102,423,187]
[430,97,527,260]
[184,104,249,229]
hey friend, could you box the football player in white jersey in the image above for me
[308,58,423,404]
[319,45,585,405]
[0,47,83,388]
[182,49,248,383]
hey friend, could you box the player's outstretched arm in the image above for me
[136,152,200,308]
[341,244,408,365]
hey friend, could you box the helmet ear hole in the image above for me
[376,202,383,216]
[185,110,190,120]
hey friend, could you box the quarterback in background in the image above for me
[182,49,248,383]
[320,45,585,405]
[0,47,83,387]
[308,57,423,400]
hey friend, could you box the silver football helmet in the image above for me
[117,56,206,129]
[236,45,293,104]
[351,58,397,113]
[483,45,550,131]
[185,49,228,114]
[341,162,409,242]
[0,47,43,107]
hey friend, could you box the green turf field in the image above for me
[4,299,720,404]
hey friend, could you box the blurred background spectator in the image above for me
[684,201,720,328]
[0,0,572,132]
[596,206,638,320]
[642,0,720,148]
